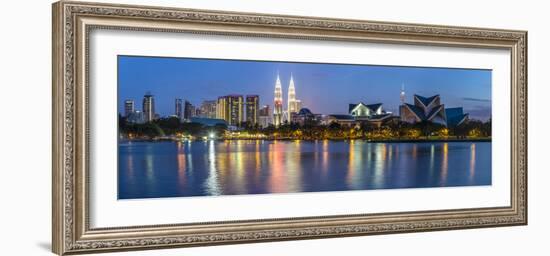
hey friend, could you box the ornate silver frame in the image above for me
[52,1,527,255]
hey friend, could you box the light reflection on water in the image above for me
[118,140,491,199]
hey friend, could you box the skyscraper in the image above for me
[246,95,260,125]
[200,100,217,119]
[259,105,270,117]
[175,98,183,120]
[142,92,155,122]
[124,100,134,117]
[287,73,298,114]
[184,100,195,121]
[294,100,302,113]
[273,73,283,127]
[217,95,244,126]
[259,105,271,128]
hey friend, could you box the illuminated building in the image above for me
[259,105,271,128]
[399,94,468,127]
[286,74,303,122]
[293,100,302,113]
[323,114,356,127]
[217,95,244,126]
[349,102,392,126]
[273,73,283,126]
[142,92,155,122]
[126,110,144,124]
[124,100,134,117]
[246,95,259,124]
[287,74,297,113]
[200,100,217,119]
[291,108,321,126]
[322,102,393,127]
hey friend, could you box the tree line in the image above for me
[119,115,491,140]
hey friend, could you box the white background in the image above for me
[90,29,510,227]
[0,0,547,255]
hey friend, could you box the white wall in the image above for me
[0,0,546,255]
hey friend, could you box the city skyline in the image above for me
[118,55,492,121]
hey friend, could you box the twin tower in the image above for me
[273,73,302,127]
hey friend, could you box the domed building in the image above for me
[297,108,313,116]
[290,107,321,126]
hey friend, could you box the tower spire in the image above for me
[400,83,405,104]
[275,72,282,89]
[288,73,297,116]
[273,72,283,127]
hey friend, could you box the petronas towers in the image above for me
[273,73,302,127]
[273,74,284,126]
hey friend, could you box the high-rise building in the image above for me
[195,108,202,117]
[259,105,270,117]
[287,73,298,115]
[184,100,195,121]
[273,74,283,127]
[124,100,134,117]
[259,105,271,128]
[200,100,217,118]
[127,110,144,124]
[294,100,302,113]
[175,98,183,120]
[142,92,155,122]
[246,95,260,125]
[399,84,406,118]
[217,95,244,126]
[286,73,303,123]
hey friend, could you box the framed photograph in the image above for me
[52,1,527,255]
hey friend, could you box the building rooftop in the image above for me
[328,114,355,120]
[297,108,313,116]
[445,107,468,126]
[348,102,383,113]
[414,94,439,107]
[404,103,426,120]
[189,117,227,126]
[368,113,393,121]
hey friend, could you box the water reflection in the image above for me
[322,140,329,174]
[126,148,134,181]
[118,140,492,199]
[145,146,154,182]
[269,141,287,193]
[204,140,221,195]
[429,144,435,175]
[372,143,386,188]
[176,142,186,188]
[440,143,449,186]
[469,143,476,182]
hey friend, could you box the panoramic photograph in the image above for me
[117,55,492,200]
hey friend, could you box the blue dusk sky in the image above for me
[118,55,492,121]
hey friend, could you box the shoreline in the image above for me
[120,137,492,143]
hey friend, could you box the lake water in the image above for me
[118,140,491,199]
